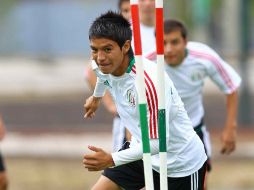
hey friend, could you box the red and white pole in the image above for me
[155,0,168,189]
[130,0,154,189]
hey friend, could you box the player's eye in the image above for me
[171,39,179,45]
[91,47,97,53]
[104,48,111,53]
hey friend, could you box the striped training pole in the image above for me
[130,0,154,189]
[156,0,168,189]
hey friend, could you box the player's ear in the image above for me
[122,40,131,54]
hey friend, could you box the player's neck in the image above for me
[112,56,130,76]
[126,57,135,73]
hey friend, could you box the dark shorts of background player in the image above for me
[0,152,6,172]
[102,142,207,190]
[194,118,212,172]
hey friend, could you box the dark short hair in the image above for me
[118,0,130,10]
[89,11,133,58]
[164,19,188,39]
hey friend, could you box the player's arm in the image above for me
[204,47,241,154]
[83,139,159,171]
[84,77,106,118]
[85,66,97,90]
[84,80,116,118]
[86,65,117,115]
[83,145,115,171]
[84,95,101,118]
[221,90,238,154]
[84,63,107,118]
[112,139,159,166]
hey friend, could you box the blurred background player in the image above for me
[84,0,156,152]
[147,19,241,189]
[0,115,8,190]
[118,0,131,21]
[132,0,156,55]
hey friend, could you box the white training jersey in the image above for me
[146,41,241,127]
[166,42,241,126]
[93,57,207,177]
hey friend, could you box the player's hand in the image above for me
[84,96,101,118]
[83,145,115,171]
[220,125,237,154]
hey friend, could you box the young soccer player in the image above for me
[85,0,156,152]
[146,19,241,173]
[83,11,207,190]
[84,0,133,152]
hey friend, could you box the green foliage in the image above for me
[0,0,17,21]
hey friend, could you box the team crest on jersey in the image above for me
[191,71,204,81]
[126,89,136,107]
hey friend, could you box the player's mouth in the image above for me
[165,54,176,60]
[99,63,111,68]
[98,63,112,73]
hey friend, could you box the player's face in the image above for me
[120,1,131,20]
[164,30,187,67]
[90,38,130,76]
[139,0,155,20]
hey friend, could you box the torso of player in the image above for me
[165,41,234,127]
[104,58,162,141]
[108,71,142,141]
[96,57,207,177]
[165,50,207,126]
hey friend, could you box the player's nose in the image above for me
[164,43,172,53]
[97,51,106,62]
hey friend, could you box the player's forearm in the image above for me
[112,139,159,166]
[225,91,238,129]
[86,66,97,90]
[93,77,107,97]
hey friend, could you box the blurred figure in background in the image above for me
[147,19,241,189]
[84,0,156,152]
[136,0,156,55]
[0,115,8,190]
[118,0,131,20]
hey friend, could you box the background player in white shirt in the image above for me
[85,0,156,152]
[134,0,156,55]
[147,19,241,188]
[83,11,207,190]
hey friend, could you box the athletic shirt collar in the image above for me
[126,57,135,73]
